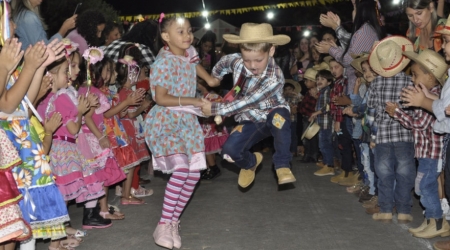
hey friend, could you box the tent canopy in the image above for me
[194,19,240,45]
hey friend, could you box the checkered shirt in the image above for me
[330,76,347,123]
[394,85,443,159]
[367,72,414,144]
[284,92,301,121]
[210,53,289,123]
[316,86,331,129]
[298,91,317,117]
[103,40,156,66]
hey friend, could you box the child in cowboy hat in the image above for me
[200,23,296,187]
[284,79,302,156]
[366,36,416,223]
[299,68,320,164]
[385,48,448,239]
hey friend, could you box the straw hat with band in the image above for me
[304,68,318,82]
[368,36,414,77]
[351,52,369,74]
[301,121,320,140]
[285,79,302,94]
[313,62,330,71]
[223,23,291,45]
[436,16,450,36]
[403,49,447,85]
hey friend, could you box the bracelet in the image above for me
[179,96,182,107]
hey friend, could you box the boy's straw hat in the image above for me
[403,49,447,85]
[323,56,333,65]
[351,53,369,74]
[436,16,450,35]
[313,62,330,71]
[301,121,320,140]
[285,79,302,94]
[368,36,414,77]
[223,23,290,45]
[304,68,318,82]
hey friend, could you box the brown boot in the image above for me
[365,205,380,215]
[339,172,360,186]
[434,240,450,250]
[362,196,378,209]
[330,171,345,184]
[413,218,450,239]
[408,219,429,234]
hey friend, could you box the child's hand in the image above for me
[308,112,318,122]
[77,95,90,115]
[401,84,425,108]
[142,99,152,109]
[355,77,362,90]
[334,122,340,133]
[37,75,52,101]
[385,102,398,117]
[333,95,352,106]
[126,92,143,106]
[309,88,318,98]
[99,136,110,149]
[40,39,65,68]
[44,112,62,135]
[200,98,212,116]
[445,104,450,115]
[0,38,24,75]
[343,106,353,116]
[87,93,99,108]
[370,142,376,149]
[24,41,48,70]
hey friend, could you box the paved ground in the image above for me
[36,152,441,250]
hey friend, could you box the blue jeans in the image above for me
[221,108,292,170]
[361,143,375,195]
[302,117,319,161]
[319,128,333,166]
[374,142,415,214]
[416,158,442,219]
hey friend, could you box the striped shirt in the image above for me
[210,53,288,123]
[367,73,414,144]
[329,23,379,96]
[316,86,331,129]
[394,85,443,159]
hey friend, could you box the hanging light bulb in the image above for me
[303,30,311,37]
[205,23,211,29]
[202,10,208,17]
[267,12,274,19]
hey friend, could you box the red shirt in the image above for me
[298,91,316,117]
[330,76,347,122]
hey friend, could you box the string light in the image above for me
[393,0,401,4]
[201,0,210,29]
[267,12,274,19]
[303,30,311,37]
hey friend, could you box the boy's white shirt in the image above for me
[433,69,450,134]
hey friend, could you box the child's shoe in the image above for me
[413,218,450,238]
[238,153,263,188]
[276,168,296,185]
[314,166,334,176]
[153,221,174,249]
[171,221,181,249]
[408,219,429,234]
[330,171,345,183]
[131,186,153,198]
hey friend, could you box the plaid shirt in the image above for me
[335,25,351,50]
[210,53,289,123]
[330,76,347,122]
[316,86,331,129]
[102,40,156,66]
[394,86,443,159]
[329,23,379,96]
[298,91,317,117]
[367,72,414,144]
[284,92,301,121]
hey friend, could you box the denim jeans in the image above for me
[374,142,415,214]
[361,143,375,195]
[319,128,333,166]
[416,158,442,219]
[290,121,298,154]
[302,117,319,161]
[370,147,378,195]
[221,108,292,170]
[345,116,363,174]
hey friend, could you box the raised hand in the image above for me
[36,75,53,101]
[385,102,399,117]
[401,84,425,108]
[87,93,99,108]
[77,95,90,115]
[327,11,341,26]
[41,39,65,68]
[44,112,62,135]
[126,92,144,106]
[0,38,24,75]
[24,41,48,70]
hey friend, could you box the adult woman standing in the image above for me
[66,9,105,55]
[290,37,311,80]
[404,0,446,53]
[12,0,77,50]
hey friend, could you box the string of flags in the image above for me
[119,0,349,22]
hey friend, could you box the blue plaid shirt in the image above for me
[316,86,331,130]
[210,53,289,123]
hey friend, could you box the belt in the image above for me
[52,135,76,143]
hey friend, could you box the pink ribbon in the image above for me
[159,13,165,23]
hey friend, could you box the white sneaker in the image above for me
[441,198,450,220]
[115,186,122,196]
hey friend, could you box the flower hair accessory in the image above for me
[62,38,79,56]
[83,47,104,94]
[119,55,140,84]
[159,13,165,23]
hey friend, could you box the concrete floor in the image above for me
[36,152,442,250]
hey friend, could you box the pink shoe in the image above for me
[171,221,181,249]
[153,221,173,249]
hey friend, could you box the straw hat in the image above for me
[351,52,369,74]
[304,68,318,82]
[313,62,330,71]
[403,49,447,85]
[285,79,302,94]
[323,56,333,65]
[436,16,450,35]
[223,23,290,45]
[301,121,320,140]
[368,36,414,77]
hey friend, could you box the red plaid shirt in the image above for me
[330,76,347,122]
[394,85,443,159]
[298,91,316,117]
